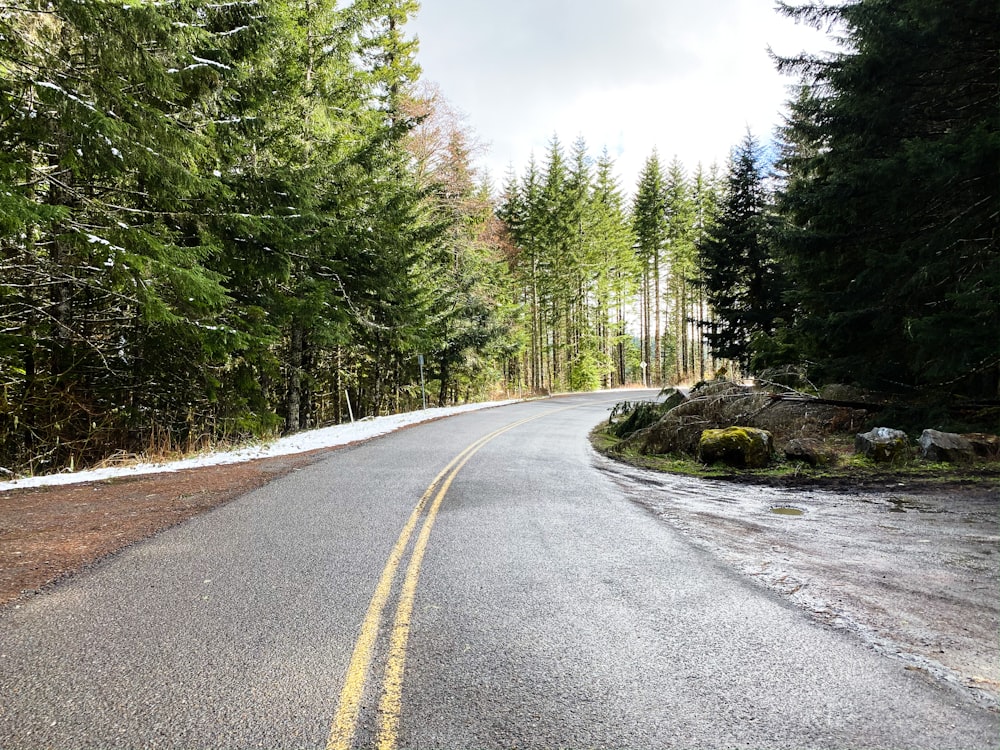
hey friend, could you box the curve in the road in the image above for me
[328,404,581,750]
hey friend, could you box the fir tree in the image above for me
[775,0,1000,397]
[632,152,668,384]
[698,131,787,370]
[590,150,637,387]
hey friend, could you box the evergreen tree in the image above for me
[690,163,721,380]
[402,84,516,405]
[590,150,637,387]
[497,157,545,392]
[632,152,668,384]
[662,158,697,382]
[0,0,232,469]
[498,139,642,392]
[774,0,999,397]
[698,131,787,370]
[538,136,575,389]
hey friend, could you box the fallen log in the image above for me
[767,394,884,411]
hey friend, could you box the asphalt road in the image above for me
[0,393,996,749]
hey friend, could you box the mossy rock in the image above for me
[698,427,774,469]
[855,427,910,462]
[783,437,835,467]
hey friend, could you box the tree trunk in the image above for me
[286,325,303,433]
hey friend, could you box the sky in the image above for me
[407,1,832,193]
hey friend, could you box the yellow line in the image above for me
[325,416,537,750]
[374,408,580,750]
[375,423,522,749]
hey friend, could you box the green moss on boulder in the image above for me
[698,427,774,469]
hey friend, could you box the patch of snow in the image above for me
[0,400,518,493]
[189,55,230,70]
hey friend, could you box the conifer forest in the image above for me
[1,0,997,474]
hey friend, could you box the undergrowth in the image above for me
[591,424,1000,489]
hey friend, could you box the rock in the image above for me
[855,427,910,462]
[624,381,752,456]
[919,429,975,463]
[698,427,774,469]
[962,433,1000,460]
[783,437,832,467]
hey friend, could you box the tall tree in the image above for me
[690,163,721,381]
[0,0,233,469]
[632,152,668,385]
[662,158,699,382]
[698,131,787,370]
[774,0,1000,397]
[590,150,637,387]
[402,84,516,405]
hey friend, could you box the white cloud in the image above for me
[408,0,830,192]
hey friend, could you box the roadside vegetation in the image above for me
[592,383,1000,490]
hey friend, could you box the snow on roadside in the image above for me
[0,400,518,493]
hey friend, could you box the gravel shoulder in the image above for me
[594,451,1000,711]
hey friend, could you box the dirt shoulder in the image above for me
[0,450,337,607]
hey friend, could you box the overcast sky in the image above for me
[407,1,831,193]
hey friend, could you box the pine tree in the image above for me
[399,85,515,405]
[662,158,697,382]
[632,152,668,385]
[690,163,721,381]
[774,0,999,397]
[698,131,787,370]
[590,150,637,387]
[498,157,547,392]
[0,0,233,469]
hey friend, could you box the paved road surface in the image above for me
[1,393,996,748]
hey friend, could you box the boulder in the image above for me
[698,427,774,469]
[962,433,1000,460]
[919,429,975,463]
[855,427,909,462]
[783,437,833,467]
[624,381,753,456]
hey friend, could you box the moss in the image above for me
[698,426,774,469]
[590,423,1000,490]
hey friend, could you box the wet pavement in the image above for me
[597,453,1000,710]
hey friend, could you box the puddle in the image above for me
[770,506,804,516]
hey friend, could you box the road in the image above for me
[0,392,996,749]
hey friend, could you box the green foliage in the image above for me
[774,0,1000,398]
[567,349,603,392]
[0,0,520,474]
[499,138,636,393]
[608,400,669,439]
[698,131,788,369]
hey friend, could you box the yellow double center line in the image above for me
[326,409,569,750]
